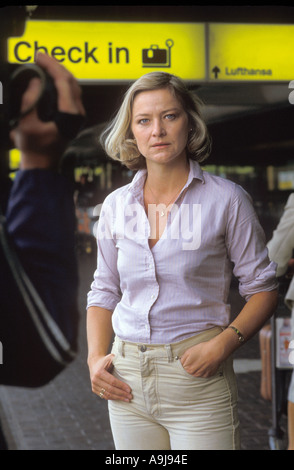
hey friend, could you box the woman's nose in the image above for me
[152,120,166,137]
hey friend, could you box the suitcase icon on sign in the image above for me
[142,39,174,68]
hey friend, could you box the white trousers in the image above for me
[108,327,240,450]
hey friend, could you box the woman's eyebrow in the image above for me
[134,107,181,119]
[133,112,151,118]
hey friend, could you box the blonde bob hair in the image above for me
[100,72,211,170]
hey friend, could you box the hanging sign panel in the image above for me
[7,20,206,82]
[208,23,294,81]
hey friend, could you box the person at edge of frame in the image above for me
[0,52,85,383]
[267,194,294,450]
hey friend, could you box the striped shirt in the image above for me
[87,159,278,344]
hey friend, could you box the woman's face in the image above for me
[131,87,189,168]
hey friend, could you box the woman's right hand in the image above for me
[88,353,133,402]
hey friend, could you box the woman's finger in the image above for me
[90,355,132,401]
[93,377,132,402]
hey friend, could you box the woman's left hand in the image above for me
[180,338,224,378]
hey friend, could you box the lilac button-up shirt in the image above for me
[87,160,278,344]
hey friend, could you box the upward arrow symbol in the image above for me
[212,66,220,79]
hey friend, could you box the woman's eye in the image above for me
[139,118,149,124]
[165,114,176,120]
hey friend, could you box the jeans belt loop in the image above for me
[117,339,125,357]
[165,344,173,362]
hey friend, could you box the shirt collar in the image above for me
[128,159,205,198]
[186,159,205,187]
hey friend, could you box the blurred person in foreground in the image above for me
[0,52,85,385]
[86,72,278,450]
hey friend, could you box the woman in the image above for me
[87,72,278,450]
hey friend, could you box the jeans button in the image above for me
[140,345,147,352]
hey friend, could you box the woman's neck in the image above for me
[145,158,190,195]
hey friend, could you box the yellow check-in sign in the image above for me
[209,23,294,81]
[7,21,206,82]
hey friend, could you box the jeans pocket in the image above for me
[174,356,224,380]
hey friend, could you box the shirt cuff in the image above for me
[239,260,279,301]
[87,290,119,312]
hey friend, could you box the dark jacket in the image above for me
[0,169,79,386]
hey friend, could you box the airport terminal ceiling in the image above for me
[17,5,294,24]
[29,5,294,167]
[2,5,294,167]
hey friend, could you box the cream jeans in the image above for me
[108,327,240,450]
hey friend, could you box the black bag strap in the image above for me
[0,214,76,367]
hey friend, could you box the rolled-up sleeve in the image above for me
[225,184,278,301]
[87,198,121,311]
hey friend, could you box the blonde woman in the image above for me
[87,72,278,450]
